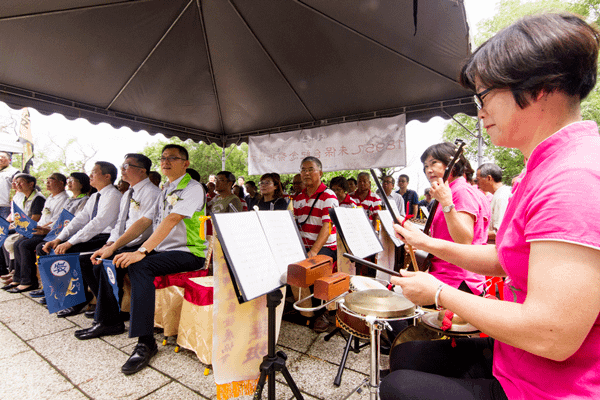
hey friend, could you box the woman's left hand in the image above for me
[391,270,443,306]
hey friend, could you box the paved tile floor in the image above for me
[0,289,389,399]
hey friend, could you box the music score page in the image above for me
[212,211,305,302]
[331,207,383,258]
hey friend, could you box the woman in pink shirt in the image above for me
[420,142,490,296]
[382,13,600,400]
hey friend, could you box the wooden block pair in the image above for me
[287,255,349,301]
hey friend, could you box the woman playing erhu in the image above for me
[381,13,600,400]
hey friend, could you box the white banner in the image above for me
[248,114,406,174]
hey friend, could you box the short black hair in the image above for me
[477,163,503,183]
[162,144,189,160]
[95,161,118,184]
[330,176,349,192]
[125,153,152,175]
[217,170,236,184]
[70,172,91,194]
[245,180,257,189]
[398,174,409,182]
[460,13,600,107]
[347,177,357,185]
[420,142,472,179]
[15,173,36,186]
[50,173,67,185]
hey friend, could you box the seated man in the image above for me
[208,170,242,213]
[79,154,161,319]
[41,161,122,316]
[75,144,208,376]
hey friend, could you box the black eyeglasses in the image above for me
[474,88,493,109]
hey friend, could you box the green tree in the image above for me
[444,0,600,183]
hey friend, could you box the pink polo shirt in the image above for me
[429,176,490,294]
[494,121,600,399]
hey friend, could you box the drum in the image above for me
[337,277,395,338]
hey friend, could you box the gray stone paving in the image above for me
[0,289,387,399]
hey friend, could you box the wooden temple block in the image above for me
[287,255,333,288]
[314,272,350,301]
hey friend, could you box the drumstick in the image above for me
[406,245,419,272]
[343,253,404,278]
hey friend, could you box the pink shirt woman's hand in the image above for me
[391,270,443,306]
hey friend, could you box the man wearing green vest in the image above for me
[74,144,208,375]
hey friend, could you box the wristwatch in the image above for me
[137,247,149,256]
[442,204,455,213]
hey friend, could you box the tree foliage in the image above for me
[443,0,600,184]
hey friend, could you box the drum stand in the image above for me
[254,289,304,400]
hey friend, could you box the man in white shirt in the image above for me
[0,152,19,220]
[476,163,512,243]
[380,175,406,217]
[40,162,122,316]
[75,145,208,376]
[79,154,161,320]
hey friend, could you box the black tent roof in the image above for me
[0,0,476,147]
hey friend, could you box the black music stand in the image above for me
[254,288,304,400]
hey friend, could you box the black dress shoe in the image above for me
[6,284,38,293]
[75,322,125,340]
[121,343,158,375]
[84,310,96,319]
[39,297,47,305]
[74,322,99,337]
[56,302,88,318]
[1,283,18,291]
[29,289,45,298]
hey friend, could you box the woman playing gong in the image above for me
[382,13,600,400]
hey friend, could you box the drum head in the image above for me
[349,276,388,292]
[344,289,415,319]
[421,311,479,335]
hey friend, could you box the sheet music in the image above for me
[377,209,402,247]
[420,206,430,218]
[332,207,383,258]
[256,210,306,282]
[212,212,283,301]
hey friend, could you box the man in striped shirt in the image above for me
[350,172,382,227]
[293,157,339,260]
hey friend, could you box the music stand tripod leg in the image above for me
[253,289,304,400]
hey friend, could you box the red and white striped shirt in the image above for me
[339,195,359,208]
[293,183,339,251]
[350,190,382,221]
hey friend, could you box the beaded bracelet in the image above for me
[435,284,445,310]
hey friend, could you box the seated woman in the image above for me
[256,173,288,211]
[329,176,358,208]
[65,172,91,215]
[383,13,600,400]
[3,174,46,293]
[11,174,70,294]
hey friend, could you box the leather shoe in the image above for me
[121,343,158,375]
[75,322,125,340]
[57,302,88,318]
[29,289,45,298]
[39,297,47,305]
[6,284,38,293]
[1,282,18,291]
[84,310,96,319]
[74,322,99,337]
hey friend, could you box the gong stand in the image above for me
[254,289,304,400]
